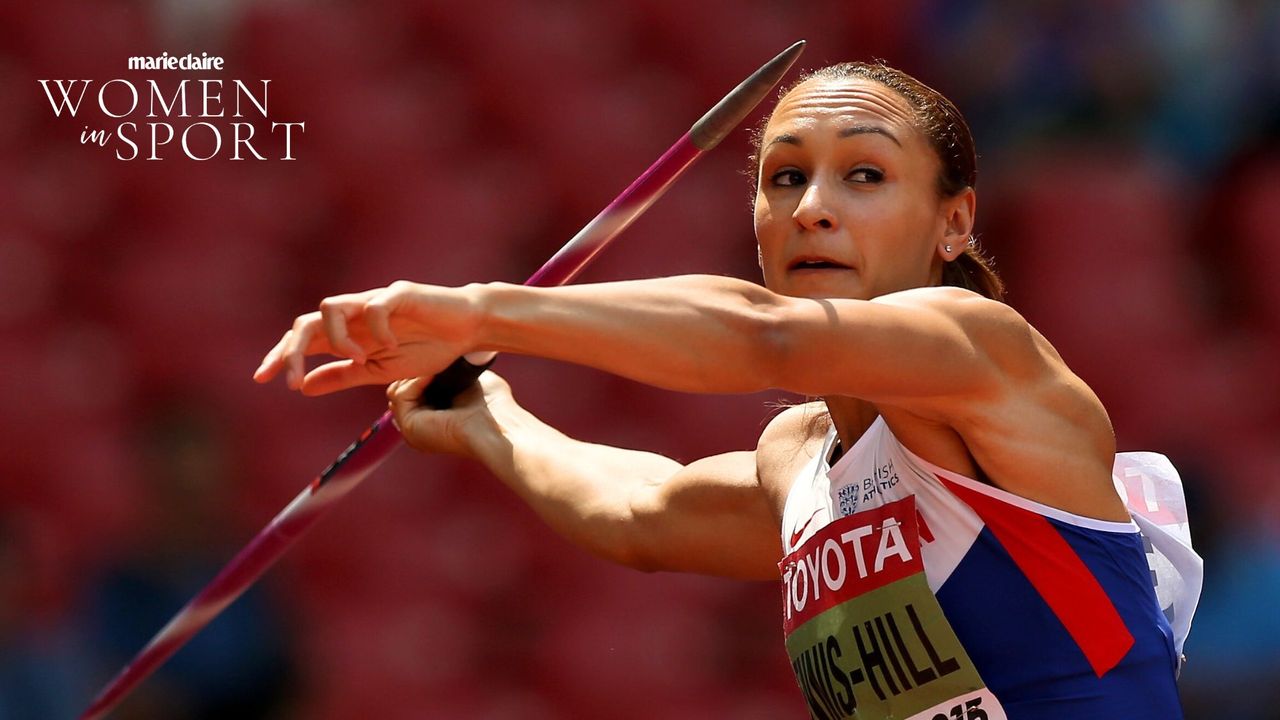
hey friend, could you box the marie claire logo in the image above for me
[38,53,304,161]
[127,51,226,72]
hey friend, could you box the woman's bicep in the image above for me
[627,450,782,580]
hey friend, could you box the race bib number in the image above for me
[780,497,1007,720]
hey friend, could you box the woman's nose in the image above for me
[792,181,837,230]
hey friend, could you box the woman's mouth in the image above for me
[789,257,851,271]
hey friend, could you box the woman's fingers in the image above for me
[387,375,431,420]
[280,312,325,389]
[301,338,455,395]
[386,375,444,452]
[252,291,381,386]
[298,359,385,396]
[254,333,290,383]
[363,285,406,350]
[254,320,332,386]
[255,282,446,390]
[385,373,491,456]
[319,295,369,364]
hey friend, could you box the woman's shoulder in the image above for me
[754,402,829,514]
[879,286,1100,403]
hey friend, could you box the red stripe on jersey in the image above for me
[939,476,1135,677]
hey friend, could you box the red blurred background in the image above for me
[1,1,1277,718]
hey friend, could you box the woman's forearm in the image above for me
[466,396,684,568]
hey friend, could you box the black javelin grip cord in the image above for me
[79,40,805,720]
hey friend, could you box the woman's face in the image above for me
[753,77,974,300]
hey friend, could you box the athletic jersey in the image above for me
[778,417,1201,720]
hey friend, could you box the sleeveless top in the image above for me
[778,416,1201,720]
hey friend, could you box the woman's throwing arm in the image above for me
[387,372,783,580]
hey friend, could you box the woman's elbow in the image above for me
[745,298,803,392]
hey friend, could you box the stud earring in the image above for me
[945,243,953,253]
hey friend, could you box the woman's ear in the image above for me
[938,187,976,261]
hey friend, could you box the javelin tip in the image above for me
[689,40,806,150]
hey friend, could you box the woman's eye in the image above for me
[848,167,884,183]
[770,169,806,187]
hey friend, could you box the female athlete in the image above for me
[254,63,1192,719]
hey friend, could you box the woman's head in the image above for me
[750,62,1003,301]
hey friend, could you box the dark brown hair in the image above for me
[749,61,1005,301]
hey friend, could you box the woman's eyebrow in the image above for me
[839,124,901,146]
[765,132,802,149]
[765,124,902,150]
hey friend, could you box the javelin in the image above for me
[80,40,805,720]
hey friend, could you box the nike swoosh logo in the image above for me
[789,510,823,549]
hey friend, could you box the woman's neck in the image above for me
[823,395,880,451]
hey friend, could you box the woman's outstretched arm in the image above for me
[256,274,1036,415]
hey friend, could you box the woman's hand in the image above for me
[386,371,514,457]
[253,281,482,395]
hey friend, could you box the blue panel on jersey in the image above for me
[935,522,1182,719]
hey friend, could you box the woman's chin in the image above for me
[780,269,868,299]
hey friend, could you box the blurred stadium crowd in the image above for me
[1,1,1278,718]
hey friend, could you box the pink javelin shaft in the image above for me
[80,40,804,720]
